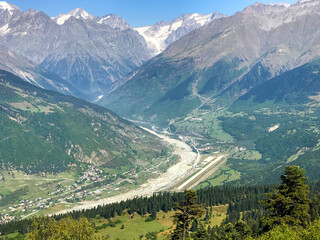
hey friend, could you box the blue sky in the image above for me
[9,0,295,27]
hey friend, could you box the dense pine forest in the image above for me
[1,165,320,239]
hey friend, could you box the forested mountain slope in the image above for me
[219,59,320,184]
[0,70,168,173]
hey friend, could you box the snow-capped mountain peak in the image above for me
[0,1,20,15]
[134,12,226,56]
[69,8,93,20]
[53,8,94,25]
[97,14,130,30]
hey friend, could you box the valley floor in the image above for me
[53,127,201,215]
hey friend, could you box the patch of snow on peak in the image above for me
[295,0,315,4]
[268,3,291,7]
[189,13,213,26]
[135,12,223,56]
[0,24,10,35]
[170,20,183,31]
[54,8,94,25]
[55,15,71,25]
[0,1,19,15]
[97,15,111,24]
[70,8,93,20]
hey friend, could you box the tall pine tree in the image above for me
[171,190,204,240]
[262,165,310,229]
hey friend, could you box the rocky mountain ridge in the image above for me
[101,0,320,124]
[0,2,150,100]
[0,1,224,100]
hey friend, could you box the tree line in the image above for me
[0,184,273,235]
[2,165,320,239]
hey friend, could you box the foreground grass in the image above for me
[93,212,168,239]
[92,206,227,240]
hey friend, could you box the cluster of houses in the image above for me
[0,162,168,224]
[80,166,104,182]
[6,198,54,214]
[0,214,14,224]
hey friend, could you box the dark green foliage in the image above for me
[210,222,238,240]
[28,216,95,240]
[145,231,158,240]
[144,97,201,125]
[192,221,208,240]
[159,75,195,102]
[171,190,204,240]
[310,193,320,220]
[151,209,157,220]
[238,59,320,104]
[198,58,247,95]
[190,220,198,232]
[262,166,310,228]
[95,223,108,230]
[217,62,271,106]
[208,220,252,240]
[145,216,154,222]
[234,220,252,239]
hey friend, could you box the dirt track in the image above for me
[53,127,198,215]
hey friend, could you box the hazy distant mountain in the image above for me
[0,45,90,98]
[0,1,229,100]
[101,0,320,124]
[134,12,226,56]
[0,2,151,100]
